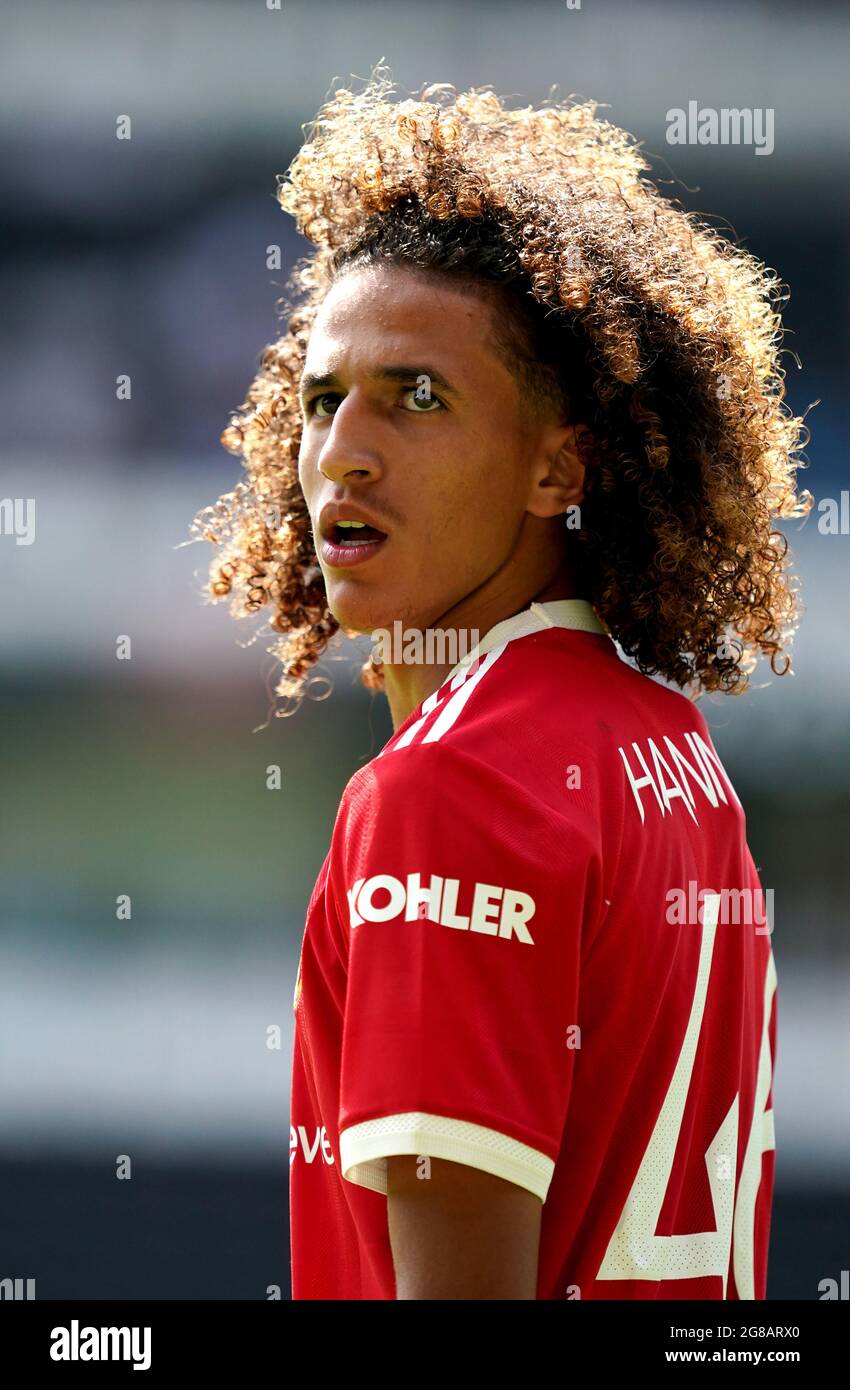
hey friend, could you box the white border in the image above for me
[339,1111,554,1202]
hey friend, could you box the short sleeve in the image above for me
[332,740,603,1202]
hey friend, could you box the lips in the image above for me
[320,526,388,569]
[318,502,391,569]
[318,500,390,539]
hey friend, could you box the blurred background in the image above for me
[1,0,847,1300]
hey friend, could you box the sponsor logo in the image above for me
[347,873,536,943]
[290,1124,335,1166]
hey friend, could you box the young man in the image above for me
[193,73,811,1299]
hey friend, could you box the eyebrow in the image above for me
[299,363,457,403]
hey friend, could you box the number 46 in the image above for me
[596,892,777,1297]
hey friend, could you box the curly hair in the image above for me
[189,66,812,716]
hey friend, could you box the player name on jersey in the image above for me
[618,729,739,826]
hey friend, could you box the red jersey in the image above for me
[289,598,777,1299]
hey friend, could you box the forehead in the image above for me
[306,264,505,378]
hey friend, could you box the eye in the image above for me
[304,386,444,418]
[400,386,444,412]
[308,393,340,418]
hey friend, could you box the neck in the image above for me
[381,566,581,731]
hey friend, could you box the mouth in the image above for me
[320,520,389,569]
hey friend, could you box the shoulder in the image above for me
[335,628,715,840]
[333,634,620,855]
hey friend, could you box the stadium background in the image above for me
[1,0,847,1299]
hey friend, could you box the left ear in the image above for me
[525,422,591,520]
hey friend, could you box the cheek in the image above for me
[421,499,512,579]
[296,444,312,498]
[437,469,516,550]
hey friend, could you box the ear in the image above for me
[525,422,592,520]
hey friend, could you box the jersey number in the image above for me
[596,892,776,1297]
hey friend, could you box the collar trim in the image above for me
[443,598,610,684]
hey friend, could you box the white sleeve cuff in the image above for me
[339,1111,554,1202]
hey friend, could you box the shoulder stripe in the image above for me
[387,642,507,754]
[421,644,507,744]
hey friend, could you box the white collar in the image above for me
[443,598,610,684]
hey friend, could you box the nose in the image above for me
[315,392,384,485]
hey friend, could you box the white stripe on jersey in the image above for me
[381,643,507,752]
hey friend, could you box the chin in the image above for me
[325,583,395,637]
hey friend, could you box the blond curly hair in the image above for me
[189,66,812,716]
